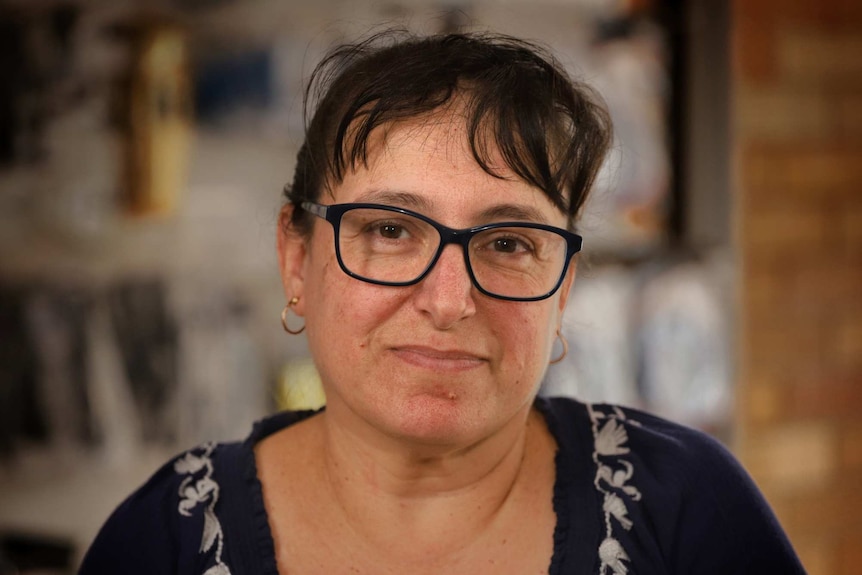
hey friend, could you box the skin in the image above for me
[264,106,578,573]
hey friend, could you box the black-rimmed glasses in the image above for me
[301,201,582,302]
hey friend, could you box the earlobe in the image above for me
[277,205,308,314]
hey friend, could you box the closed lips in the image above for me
[391,346,487,369]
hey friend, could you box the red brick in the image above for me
[732,0,779,83]
[741,422,837,493]
[836,93,862,141]
[789,375,862,420]
[742,284,808,328]
[831,319,862,371]
[745,317,825,361]
[740,266,773,306]
[783,486,862,535]
[736,85,835,141]
[741,263,847,327]
[781,0,862,27]
[790,260,862,310]
[741,246,828,290]
[778,28,862,88]
[844,203,862,251]
[782,147,860,193]
[733,2,862,566]
[839,422,862,472]
[743,206,827,253]
[791,535,836,575]
[839,530,862,575]
[741,378,786,425]
[739,145,862,213]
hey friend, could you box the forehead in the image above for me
[327,110,565,226]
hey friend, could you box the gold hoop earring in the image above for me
[550,330,568,364]
[281,296,305,335]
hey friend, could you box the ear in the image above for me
[554,257,578,325]
[277,204,308,316]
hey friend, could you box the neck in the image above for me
[316,400,540,551]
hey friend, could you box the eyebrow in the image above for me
[477,204,550,224]
[354,190,432,211]
[353,189,551,225]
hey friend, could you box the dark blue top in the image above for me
[79,397,806,574]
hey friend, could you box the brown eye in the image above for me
[379,224,404,239]
[494,238,520,253]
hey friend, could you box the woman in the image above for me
[80,32,805,574]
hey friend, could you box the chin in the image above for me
[380,394,493,447]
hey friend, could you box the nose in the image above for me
[412,243,477,329]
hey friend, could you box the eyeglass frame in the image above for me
[300,201,583,302]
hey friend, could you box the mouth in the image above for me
[390,345,487,372]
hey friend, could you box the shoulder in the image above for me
[539,397,805,574]
[79,410,314,574]
[540,396,761,502]
[539,395,727,460]
[78,442,238,574]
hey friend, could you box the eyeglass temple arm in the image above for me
[301,201,328,220]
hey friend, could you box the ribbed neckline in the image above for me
[243,408,322,575]
[243,434,278,575]
[535,397,575,575]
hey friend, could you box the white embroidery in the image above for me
[175,443,232,574]
[599,537,630,574]
[595,418,631,456]
[603,493,633,530]
[588,404,642,575]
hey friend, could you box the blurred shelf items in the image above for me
[0,0,731,568]
[116,18,192,217]
[0,531,75,575]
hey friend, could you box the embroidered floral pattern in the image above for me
[175,443,232,575]
[599,537,630,574]
[588,404,642,575]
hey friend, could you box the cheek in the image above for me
[491,302,557,372]
[304,252,401,355]
[306,256,354,332]
[302,262,362,391]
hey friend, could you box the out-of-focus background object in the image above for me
[0,531,75,575]
[116,18,192,217]
[731,1,862,573]
[0,0,859,573]
[275,357,325,411]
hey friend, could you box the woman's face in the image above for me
[279,110,576,448]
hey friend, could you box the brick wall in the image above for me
[732,1,862,573]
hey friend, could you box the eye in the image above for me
[486,233,535,255]
[341,208,427,247]
[377,223,406,239]
[493,237,528,253]
[358,216,420,242]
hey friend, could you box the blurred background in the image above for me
[0,0,859,573]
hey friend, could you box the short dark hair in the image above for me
[283,31,612,234]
